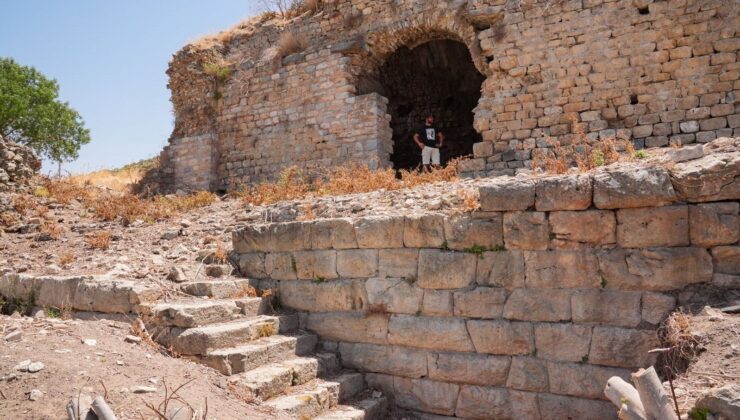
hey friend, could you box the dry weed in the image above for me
[0,211,19,226]
[458,189,480,212]
[40,220,64,240]
[276,31,306,58]
[231,283,258,299]
[12,195,35,214]
[58,251,76,267]
[657,311,703,380]
[85,231,113,250]
[297,202,316,221]
[212,243,229,264]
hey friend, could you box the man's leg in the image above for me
[431,147,441,169]
[421,147,431,172]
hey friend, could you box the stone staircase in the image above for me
[141,272,387,419]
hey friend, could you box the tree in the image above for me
[0,57,91,163]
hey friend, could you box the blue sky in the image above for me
[0,1,260,174]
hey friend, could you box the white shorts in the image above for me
[422,146,440,165]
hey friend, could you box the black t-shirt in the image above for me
[419,124,441,147]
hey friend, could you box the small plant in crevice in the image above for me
[599,273,607,288]
[257,323,276,338]
[440,241,450,251]
[45,306,61,318]
[688,407,710,420]
[415,309,422,317]
[312,276,326,284]
[490,244,507,252]
[291,256,298,272]
[581,354,589,363]
[634,149,648,159]
[531,349,538,357]
[203,58,233,101]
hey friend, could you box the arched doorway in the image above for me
[358,39,485,170]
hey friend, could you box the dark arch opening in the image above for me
[359,39,485,170]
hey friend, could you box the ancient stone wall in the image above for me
[0,134,40,192]
[161,0,739,191]
[231,151,739,418]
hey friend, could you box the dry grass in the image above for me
[276,31,307,58]
[40,220,64,240]
[85,231,113,250]
[238,161,461,207]
[458,189,480,212]
[657,311,703,380]
[69,169,144,193]
[58,251,76,267]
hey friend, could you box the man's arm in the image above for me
[436,132,445,148]
[413,133,425,150]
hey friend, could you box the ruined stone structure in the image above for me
[157,0,739,191]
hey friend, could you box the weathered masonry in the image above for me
[232,151,740,419]
[157,0,739,191]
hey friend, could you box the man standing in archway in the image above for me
[413,114,445,172]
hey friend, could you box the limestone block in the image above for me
[388,315,475,352]
[305,312,388,345]
[366,278,423,315]
[427,352,510,387]
[232,224,270,253]
[365,373,394,398]
[421,290,453,316]
[73,279,147,313]
[443,214,503,250]
[279,279,366,312]
[0,274,38,302]
[393,377,459,416]
[598,247,713,291]
[670,153,740,202]
[690,203,739,247]
[265,253,297,280]
[294,250,338,280]
[538,394,617,420]
[549,211,616,249]
[534,323,592,362]
[713,273,740,289]
[234,222,310,253]
[479,179,535,211]
[503,289,571,322]
[524,251,600,288]
[35,276,82,308]
[417,250,477,289]
[506,357,548,392]
[378,248,418,279]
[354,216,404,248]
[310,218,357,249]
[336,249,378,278]
[452,287,508,318]
[571,289,642,327]
[503,212,549,250]
[339,342,427,378]
[475,251,525,289]
[547,362,632,399]
[616,205,689,248]
[593,167,676,209]
[467,320,534,355]
[237,253,266,279]
[642,292,676,324]
[589,327,660,368]
[455,385,512,419]
[404,214,446,248]
[535,174,592,211]
[508,390,541,420]
[712,246,740,274]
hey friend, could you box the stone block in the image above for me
[393,377,459,416]
[690,203,739,247]
[549,211,616,249]
[34,276,81,309]
[305,312,388,345]
[538,394,616,420]
[504,288,571,322]
[455,385,513,419]
[443,215,503,251]
[263,222,313,252]
[467,320,534,355]
[589,326,660,368]
[598,247,713,291]
[310,218,357,249]
[366,278,423,315]
[73,279,152,314]
[279,279,366,312]
[421,290,453,316]
[642,292,676,324]
[547,362,632,399]
[237,253,267,279]
[616,205,689,248]
[378,248,418,279]
[294,250,338,280]
[503,212,549,250]
[476,251,525,289]
[354,216,404,248]
[593,167,676,209]
[232,224,270,253]
[428,352,510,386]
[534,323,592,362]
[670,153,740,202]
[712,273,740,289]
[404,214,446,248]
[417,250,477,289]
[265,253,297,280]
[336,249,378,278]
[535,175,592,211]
[712,246,740,274]
[524,251,600,288]
[453,287,508,318]
[479,179,535,211]
[506,357,548,392]
[388,315,475,352]
[339,342,427,378]
[365,373,394,397]
[571,289,642,327]
[473,141,494,157]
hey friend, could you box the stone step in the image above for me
[168,315,279,355]
[264,380,340,418]
[314,396,389,420]
[200,332,318,375]
[179,279,254,299]
[277,313,299,333]
[144,299,242,328]
[317,352,341,377]
[228,357,318,400]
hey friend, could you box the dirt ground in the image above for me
[0,314,290,420]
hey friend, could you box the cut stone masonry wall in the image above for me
[159,0,739,191]
[232,152,739,419]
